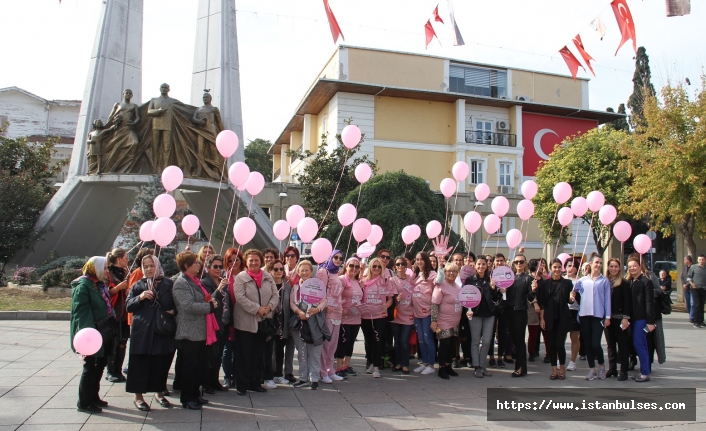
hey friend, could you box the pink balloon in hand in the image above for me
[571,197,588,217]
[586,190,605,212]
[633,234,652,254]
[553,182,572,204]
[228,162,250,188]
[521,180,538,200]
[341,125,362,149]
[272,220,290,241]
[216,130,239,158]
[153,194,176,218]
[474,183,490,202]
[558,207,574,227]
[517,199,535,221]
[152,217,177,247]
[557,253,571,265]
[452,161,469,182]
[483,214,501,234]
[337,204,357,227]
[598,204,617,225]
[297,217,319,243]
[401,226,414,245]
[233,217,256,245]
[161,166,183,192]
[367,225,383,246]
[245,172,265,196]
[491,196,510,217]
[426,220,442,238]
[311,238,333,264]
[181,214,200,236]
[352,218,372,243]
[409,224,421,241]
[463,211,482,233]
[440,178,456,198]
[286,205,306,228]
[505,228,523,249]
[613,221,632,242]
[139,221,154,242]
[355,163,372,184]
[73,327,102,356]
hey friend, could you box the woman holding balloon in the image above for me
[538,258,574,380]
[465,256,498,378]
[412,252,437,375]
[335,257,364,377]
[431,262,463,380]
[70,256,113,414]
[221,247,244,388]
[317,250,346,383]
[501,254,536,377]
[603,258,632,381]
[626,254,656,382]
[390,256,415,374]
[360,257,394,378]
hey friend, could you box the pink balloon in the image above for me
[368,225,383,246]
[409,225,421,241]
[352,218,372,243]
[161,166,183,192]
[354,163,372,184]
[273,220,290,241]
[558,207,574,227]
[426,220,442,238]
[452,161,469,182]
[228,162,250,188]
[73,327,102,356]
[613,221,632,242]
[598,204,617,225]
[553,182,572,204]
[297,217,319,243]
[286,205,305,228]
[233,217,256,245]
[216,130,239,158]
[463,211,482,233]
[151,217,177,247]
[311,238,333,264]
[474,183,490,202]
[181,214,200,236]
[153,194,176,218]
[491,196,510,217]
[557,253,571,264]
[337,204,357,227]
[139,221,154,242]
[236,182,248,192]
[571,197,588,217]
[401,226,414,245]
[517,199,535,221]
[440,178,457,198]
[521,180,538,200]
[245,172,265,196]
[633,234,652,254]
[586,190,605,212]
[341,125,362,149]
[505,228,523,249]
[483,214,501,234]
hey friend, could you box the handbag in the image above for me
[256,284,277,337]
[96,315,119,341]
[155,310,177,337]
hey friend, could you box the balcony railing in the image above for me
[273,168,281,179]
[465,131,516,147]
[290,146,302,164]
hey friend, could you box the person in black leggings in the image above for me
[538,258,574,380]
[499,254,536,377]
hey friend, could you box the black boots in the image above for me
[446,365,458,377]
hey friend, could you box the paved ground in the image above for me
[0,313,704,431]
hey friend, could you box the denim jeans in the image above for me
[684,288,693,321]
[222,338,236,379]
[632,319,650,375]
[414,316,436,365]
[390,323,413,367]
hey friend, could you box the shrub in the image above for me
[61,268,81,287]
[63,258,87,273]
[35,256,82,277]
[13,267,37,285]
[40,268,63,289]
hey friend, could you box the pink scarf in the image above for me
[186,274,218,346]
[247,269,263,288]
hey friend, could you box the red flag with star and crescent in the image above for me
[611,0,636,55]
[572,35,595,77]
[559,46,584,81]
[323,0,345,43]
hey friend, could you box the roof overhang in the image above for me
[269,79,625,154]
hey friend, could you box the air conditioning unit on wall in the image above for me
[497,185,513,195]
[516,95,531,102]
[496,120,509,131]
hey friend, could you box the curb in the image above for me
[0,311,70,321]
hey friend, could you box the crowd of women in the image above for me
[69,243,669,414]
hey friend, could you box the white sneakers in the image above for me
[330,373,344,381]
[372,370,381,378]
[566,361,576,371]
[264,380,277,389]
[421,366,435,375]
[413,364,427,373]
[366,364,375,374]
[273,376,288,384]
[320,376,333,384]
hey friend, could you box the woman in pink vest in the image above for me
[412,252,437,375]
[431,262,463,379]
[317,250,345,384]
[391,256,415,374]
[335,257,363,377]
[360,257,393,378]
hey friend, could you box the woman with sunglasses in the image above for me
[200,255,230,394]
[625,254,655,382]
[564,258,583,372]
[466,256,498,378]
[603,258,632,381]
[431,262,463,379]
[316,250,346,384]
[335,257,364,377]
[390,256,415,374]
[412,252,437,375]
[500,254,536,377]
[221,248,244,388]
[283,246,300,286]
[360,257,394,378]
[538,258,574,380]
[267,259,297,385]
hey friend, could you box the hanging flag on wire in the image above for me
[447,0,465,46]
[425,19,440,49]
[611,0,636,55]
[433,5,445,24]
[323,0,345,43]
[590,15,606,40]
[666,0,691,17]
[572,35,595,77]
[559,46,584,81]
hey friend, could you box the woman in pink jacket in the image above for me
[360,257,393,378]
[431,262,463,379]
[412,252,437,375]
[335,257,363,377]
[316,250,345,384]
[391,256,415,374]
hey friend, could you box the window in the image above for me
[469,160,484,184]
[475,120,492,143]
[449,64,507,98]
[499,162,512,186]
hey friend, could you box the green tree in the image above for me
[533,128,632,256]
[621,76,706,260]
[605,104,630,132]
[0,131,67,273]
[244,138,273,182]
[627,47,656,130]
[290,120,376,230]
[322,171,466,258]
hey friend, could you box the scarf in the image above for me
[361,275,381,304]
[185,273,218,345]
[247,269,263,289]
[83,275,116,318]
[323,249,343,274]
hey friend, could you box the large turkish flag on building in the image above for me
[522,113,598,176]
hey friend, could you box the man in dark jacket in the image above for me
[687,255,706,328]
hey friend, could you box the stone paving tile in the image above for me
[0,397,48,425]
[16,425,83,431]
[19,376,74,387]
[200,422,259,431]
[0,387,13,397]
[352,402,412,418]
[339,390,395,404]
[257,419,316,430]
[5,385,63,398]
[254,406,310,421]
[141,407,202,424]
[398,400,460,414]
[293,388,350,406]
[24,408,88,425]
[312,417,376,431]
[200,404,257,422]
[142,423,202,431]
[364,415,430,431]
[415,412,482,429]
[80,424,144,431]
[303,403,361,419]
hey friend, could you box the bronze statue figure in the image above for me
[191,91,224,176]
[147,83,180,171]
[87,119,116,174]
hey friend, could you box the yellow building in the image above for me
[270,46,620,258]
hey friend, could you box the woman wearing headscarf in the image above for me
[233,249,279,395]
[221,247,244,388]
[125,255,176,410]
[317,249,345,383]
[538,258,574,380]
[465,256,498,378]
[173,251,219,410]
[71,256,113,414]
[335,257,364,377]
[105,247,130,382]
[200,254,230,393]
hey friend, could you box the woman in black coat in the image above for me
[125,255,176,411]
[538,258,574,380]
[604,258,632,381]
[500,254,537,377]
[200,254,230,393]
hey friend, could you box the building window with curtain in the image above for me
[499,162,512,186]
[449,64,507,98]
[470,160,484,184]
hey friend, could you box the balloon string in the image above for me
[554,225,565,259]
[219,185,239,256]
[571,217,581,257]
[333,226,345,254]
[494,233,500,257]
[448,186,460,237]
[247,194,254,218]
[541,204,560,261]
[319,149,350,230]
[512,219,525,261]
[232,189,242,248]
[442,198,449,239]
[344,185,363,258]
[580,213,595,264]
[126,240,145,274]
[207,159,228,254]
[421,239,429,253]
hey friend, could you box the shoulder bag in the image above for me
[152,282,177,337]
[257,284,277,338]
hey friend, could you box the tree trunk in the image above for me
[679,214,697,260]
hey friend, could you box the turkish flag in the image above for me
[522,113,598,176]
[611,0,636,55]
[573,35,595,77]
[433,5,445,24]
[425,19,439,48]
[323,0,345,43]
[559,46,584,81]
